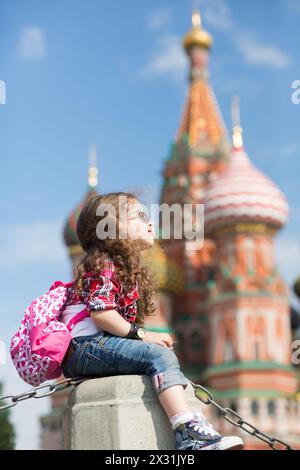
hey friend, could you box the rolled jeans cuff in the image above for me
[152,370,189,395]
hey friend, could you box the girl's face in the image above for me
[126,201,155,251]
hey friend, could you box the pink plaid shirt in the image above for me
[66,258,139,323]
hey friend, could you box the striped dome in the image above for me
[204,147,289,233]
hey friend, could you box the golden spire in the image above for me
[88,143,98,188]
[192,9,201,27]
[231,95,243,149]
[183,9,212,50]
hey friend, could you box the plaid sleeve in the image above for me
[85,275,120,312]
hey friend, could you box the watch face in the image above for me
[137,328,145,339]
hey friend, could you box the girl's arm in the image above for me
[90,309,132,337]
[90,309,174,347]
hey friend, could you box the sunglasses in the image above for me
[128,210,151,224]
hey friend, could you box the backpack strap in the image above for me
[65,307,90,332]
[49,280,75,291]
[64,280,76,288]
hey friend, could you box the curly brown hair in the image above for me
[74,192,157,327]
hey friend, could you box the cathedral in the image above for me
[39,10,300,450]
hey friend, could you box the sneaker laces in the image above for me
[189,412,221,438]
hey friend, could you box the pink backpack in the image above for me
[10,279,89,387]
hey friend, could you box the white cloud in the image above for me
[0,220,66,267]
[279,143,300,158]
[199,0,234,32]
[17,27,46,60]
[141,0,290,83]
[139,34,188,81]
[199,0,290,70]
[236,32,290,69]
[147,6,172,32]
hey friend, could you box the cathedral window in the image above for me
[251,400,259,415]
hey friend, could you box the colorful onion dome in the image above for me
[203,98,289,234]
[141,242,184,295]
[204,146,289,234]
[183,10,212,51]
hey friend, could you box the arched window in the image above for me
[190,330,202,351]
[229,401,237,413]
[260,239,273,271]
[251,400,259,415]
[222,242,235,270]
[244,238,255,273]
[224,339,234,362]
[267,401,275,415]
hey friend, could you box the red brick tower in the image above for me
[202,99,300,448]
[159,10,230,377]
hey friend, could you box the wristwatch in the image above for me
[126,322,145,340]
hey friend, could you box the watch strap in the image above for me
[126,322,142,340]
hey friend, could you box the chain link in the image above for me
[0,377,88,411]
[189,380,295,450]
[0,376,296,450]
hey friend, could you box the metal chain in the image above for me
[0,377,296,450]
[0,377,88,411]
[189,381,296,451]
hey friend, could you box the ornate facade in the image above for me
[159,11,300,449]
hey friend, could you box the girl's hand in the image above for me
[143,331,174,348]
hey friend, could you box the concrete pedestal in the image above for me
[62,375,205,450]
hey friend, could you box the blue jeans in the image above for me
[62,331,189,395]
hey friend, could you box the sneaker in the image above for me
[174,411,244,450]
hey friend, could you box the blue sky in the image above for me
[0,0,300,449]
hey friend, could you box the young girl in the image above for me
[61,192,244,451]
